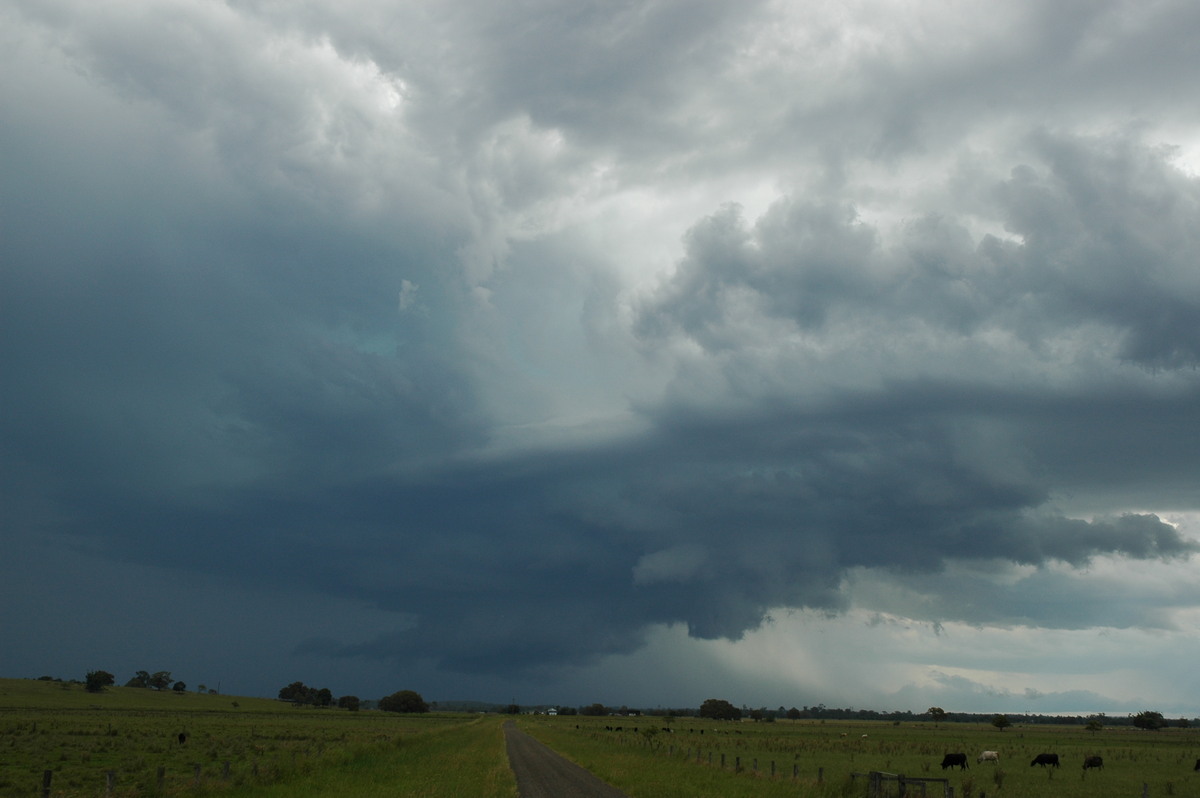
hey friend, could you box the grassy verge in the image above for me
[518,718,853,798]
[216,716,518,798]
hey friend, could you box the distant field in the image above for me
[518,714,1200,797]
[9,679,1200,797]
[0,678,513,798]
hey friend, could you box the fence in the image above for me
[852,771,953,798]
[39,758,270,797]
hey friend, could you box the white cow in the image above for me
[978,750,1000,764]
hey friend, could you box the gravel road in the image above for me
[504,721,630,798]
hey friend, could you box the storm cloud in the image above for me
[3,0,1199,712]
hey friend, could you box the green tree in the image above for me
[148,671,173,691]
[927,707,947,725]
[85,670,115,693]
[125,670,150,688]
[1085,715,1104,734]
[1132,710,1166,730]
[278,681,308,702]
[787,707,801,721]
[337,695,361,711]
[379,689,429,713]
[699,698,742,721]
[991,713,1011,731]
[580,703,608,716]
[172,681,187,693]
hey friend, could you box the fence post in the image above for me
[771,760,776,778]
[819,766,824,784]
[193,764,201,785]
[157,766,165,791]
[42,771,51,798]
[223,760,231,779]
[106,770,115,796]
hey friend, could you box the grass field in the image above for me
[517,714,1200,797]
[7,678,1200,797]
[0,678,514,798]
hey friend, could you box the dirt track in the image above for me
[504,721,630,798]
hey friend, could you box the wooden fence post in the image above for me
[193,764,201,785]
[105,770,115,795]
[41,771,51,798]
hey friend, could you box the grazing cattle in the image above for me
[177,732,187,745]
[1193,758,1199,771]
[977,750,1000,764]
[1083,756,1103,770]
[1030,753,1060,768]
[940,753,969,770]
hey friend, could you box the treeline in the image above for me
[75,670,212,695]
[527,701,1199,729]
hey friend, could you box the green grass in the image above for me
[0,678,515,798]
[216,717,518,798]
[518,715,1200,797]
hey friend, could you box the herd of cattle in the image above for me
[939,751,1094,770]
[940,752,1200,771]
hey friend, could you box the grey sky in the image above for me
[3,0,1200,715]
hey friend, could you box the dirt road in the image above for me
[504,721,630,798]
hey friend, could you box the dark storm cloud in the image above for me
[3,0,1200,704]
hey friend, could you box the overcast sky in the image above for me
[4,0,1200,716]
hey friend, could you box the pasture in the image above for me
[7,677,1200,797]
[0,678,512,797]
[518,714,1200,797]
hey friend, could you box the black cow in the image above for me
[940,753,969,770]
[1083,756,1103,770]
[1030,753,1060,768]
[1194,758,1199,771]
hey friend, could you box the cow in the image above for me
[1030,753,1060,768]
[1193,758,1199,771]
[977,750,1000,764]
[940,753,969,770]
[1083,756,1103,770]
[177,733,188,745]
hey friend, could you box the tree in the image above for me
[197,684,207,693]
[580,703,608,716]
[927,707,947,725]
[278,681,310,702]
[172,681,187,693]
[314,687,333,707]
[148,671,173,691]
[1132,710,1166,730]
[991,714,1011,731]
[379,690,429,714]
[126,671,150,688]
[787,707,801,721]
[1085,715,1104,734]
[699,698,741,721]
[85,670,115,693]
[338,695,361,712]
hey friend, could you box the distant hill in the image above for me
[0,677,281,712]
